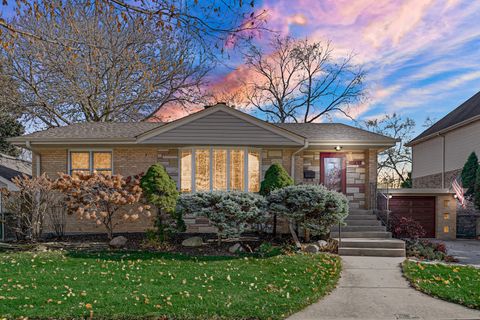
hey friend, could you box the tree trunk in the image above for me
[289,222,302,248]
[272,213,277,237]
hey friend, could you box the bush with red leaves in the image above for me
[388,215,426,239]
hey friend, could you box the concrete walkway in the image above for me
[443,240,480,266]
[288,256,480,320]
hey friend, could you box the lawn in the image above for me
[0,251,340,319]
[403,260,480,309]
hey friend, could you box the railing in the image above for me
[375,190,391,228]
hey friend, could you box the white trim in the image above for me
[136,104,306,145]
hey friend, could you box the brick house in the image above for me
[9,104,397,234]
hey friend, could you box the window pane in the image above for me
[230,149,244,191]
[93,152,112,172]
[248,150,260,192]
[195,148,210,191]
[71,152,90,172]
[213,149,227,191]
[180,149,192,192]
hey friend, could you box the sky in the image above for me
[2,0,480,137]
[188,0,480,137]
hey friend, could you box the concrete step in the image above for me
[338,247,406,257]
[331,231,392,238]
[345,214,378,220]
[332,225,386,232]
[337,238,405,249]
[343,220,381,226]
[348,209,374,215]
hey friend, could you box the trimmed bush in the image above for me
[176,191,267,244]
[259,164,294,236]
[259,164,293,196]
[388,215,426,239]
[268,184,348,246]
[140,163,183,240]
[461,152,478,198]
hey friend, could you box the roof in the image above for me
[274,123,397,143]
[408,91,480,146]
[16,122,162,141]
[9,104,396,147]
[0,164,28,182]
[0,153,31,175]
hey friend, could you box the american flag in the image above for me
[452,176,466,208]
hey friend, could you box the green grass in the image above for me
[0,251,341,319]
[403,260,480,309]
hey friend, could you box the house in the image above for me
[9,103,397,234]
[407,91,480,189]
[0,154,31,241]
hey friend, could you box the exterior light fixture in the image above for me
[388,195,393,199]
[334,145,342,151]
[453,194,458,199]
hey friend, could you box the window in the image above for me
[70,151,112,175]
[180,147,261,192]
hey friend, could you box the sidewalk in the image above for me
[288,256,480,320]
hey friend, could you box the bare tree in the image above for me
[362,114,415,187]
[0,0,267,54]
[244,36,366,123]
[0,1,211,128]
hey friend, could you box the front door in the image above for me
[320,153,346,193]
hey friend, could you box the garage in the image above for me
[377,189,457,240]
[389,196,436,238]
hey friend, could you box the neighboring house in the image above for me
[0,156,31,241]
[9,103,396,234]
[407,91,480,189]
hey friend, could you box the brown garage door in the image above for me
[389,196,436,238]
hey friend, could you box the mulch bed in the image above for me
[2,232,295,256]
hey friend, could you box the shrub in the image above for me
[140,163,183,240]
[388,215,426,239]
[54,172,149,239]
[461,151,478,198]
[259,164,294,236]
[176,191,267,244]
[406,239,456,261]
[268,184,348,246]
[1,174,59,241]
[475,168,480,210]
[259,164,293,196]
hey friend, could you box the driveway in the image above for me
[288,256,480,320]
[442,240,480,265]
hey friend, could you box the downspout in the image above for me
[291,140,309,182]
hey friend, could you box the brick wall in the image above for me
[412,169,460,189]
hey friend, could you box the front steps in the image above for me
[332,209,405,257]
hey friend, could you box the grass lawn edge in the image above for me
[401,259,480,310]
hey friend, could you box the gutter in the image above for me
[291,140,309,181]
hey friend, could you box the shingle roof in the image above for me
[0,165,28,182]
[274,123,396,142]
[19,122,163,140]
[409,91,480,145]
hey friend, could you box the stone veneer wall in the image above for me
[436,195,457,240]
[412,169,460,189]
[300,150,372,209]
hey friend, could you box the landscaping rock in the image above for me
[303,244,320,253]
[34,244,49,252]
[181,236,204,247]
[318,240,328,248]
[228,243,244,253]
[109,236,128,249]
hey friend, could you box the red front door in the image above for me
[320,152,346,193]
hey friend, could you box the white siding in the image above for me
[412,136,443,178]
[141,110,302,146]
[444,120,480,172]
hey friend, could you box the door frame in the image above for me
[320,152,347,194]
